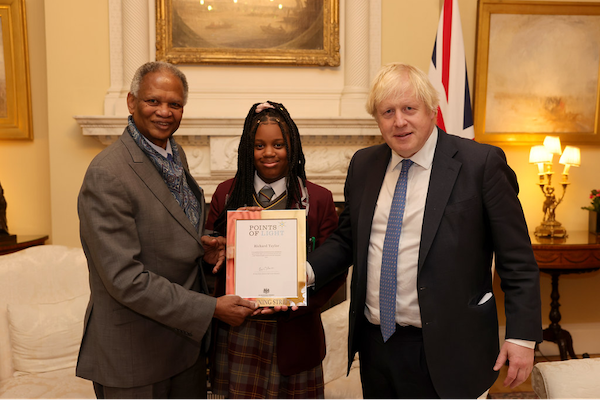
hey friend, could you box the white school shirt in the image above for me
[253,174,286,200]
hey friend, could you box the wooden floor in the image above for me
[489,352,599,395]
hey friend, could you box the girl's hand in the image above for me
[237,206,262,211]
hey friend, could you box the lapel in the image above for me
[418,130,461,272]
[120,131,203,245]
[356,144,391,270]
[182,153,206,225]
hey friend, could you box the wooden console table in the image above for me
[0,235,49,256]
[531,231,600,360]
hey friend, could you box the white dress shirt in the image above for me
[364,127,437,327]
[306,127,534,350]
[142,136,173,159]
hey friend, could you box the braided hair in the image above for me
[213,101,307,234]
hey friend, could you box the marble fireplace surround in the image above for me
[75,0,384,201]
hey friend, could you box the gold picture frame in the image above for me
[156,0,340,67]
[226,209,307,307]
[0,0,31,140]
[474,1,600,145]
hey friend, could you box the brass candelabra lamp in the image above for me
[529,136,580,238]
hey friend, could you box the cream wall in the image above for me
[0,0,598,331]
[45,0,109,246]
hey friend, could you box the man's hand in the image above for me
[214,295,258,326]
[201,207,260,273]
[493,341,535,388]
[201,235,226,273]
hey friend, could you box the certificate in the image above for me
[225,209,307,307]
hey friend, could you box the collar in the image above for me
[253,173,287,198]
[390,126,438,171]
[141,134,173,160]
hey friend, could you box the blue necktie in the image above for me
[380,159,413,342]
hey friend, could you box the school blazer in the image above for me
[76,131,217,388]
[308,129,542,398]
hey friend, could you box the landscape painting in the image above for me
[473,0,600,145]
[0,19,6,119]
[0,0,32,140]
[156,0,340,66]
[485,14,600,134]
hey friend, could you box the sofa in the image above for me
[19,245,583,399]
[0,245,95,398]
[321,299,363,399]
[0,244,361,399]
[531,358,600,399]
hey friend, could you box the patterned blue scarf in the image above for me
[127,116,201,232]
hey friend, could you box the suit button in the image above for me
[419,287,425,291]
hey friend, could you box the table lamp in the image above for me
[529,136,580,238]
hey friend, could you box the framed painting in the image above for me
[156,0,340,66]
[474,1,600,145]
[0,0,31,140]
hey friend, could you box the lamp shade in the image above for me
[559,146,581,166]
[543,136,562,155]
[529,145,552,164]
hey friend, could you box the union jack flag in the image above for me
[428,0,474,139]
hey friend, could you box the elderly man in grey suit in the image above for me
[76,61,258,399]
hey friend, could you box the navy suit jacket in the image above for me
[308,129,542,398]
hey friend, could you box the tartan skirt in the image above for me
[210,319,325,399]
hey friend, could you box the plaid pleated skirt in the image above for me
[210,320,325,399]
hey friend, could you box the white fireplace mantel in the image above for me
[75,115,383,201]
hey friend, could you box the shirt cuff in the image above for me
[505,338,536,349]
[306,261,315,287]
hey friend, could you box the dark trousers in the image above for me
[359,322,439,399]
[93,353,207,399]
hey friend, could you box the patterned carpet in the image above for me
[488,392,538,399]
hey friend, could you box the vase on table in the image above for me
[589,211,599,234]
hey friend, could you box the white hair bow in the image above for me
[255,102,275,113]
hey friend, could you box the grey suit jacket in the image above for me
[309,129,542,398]
[76,130,217,388]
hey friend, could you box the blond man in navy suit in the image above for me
[308,63,542,398]
[77,62,257,399]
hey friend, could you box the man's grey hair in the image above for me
[130,61,189,105]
